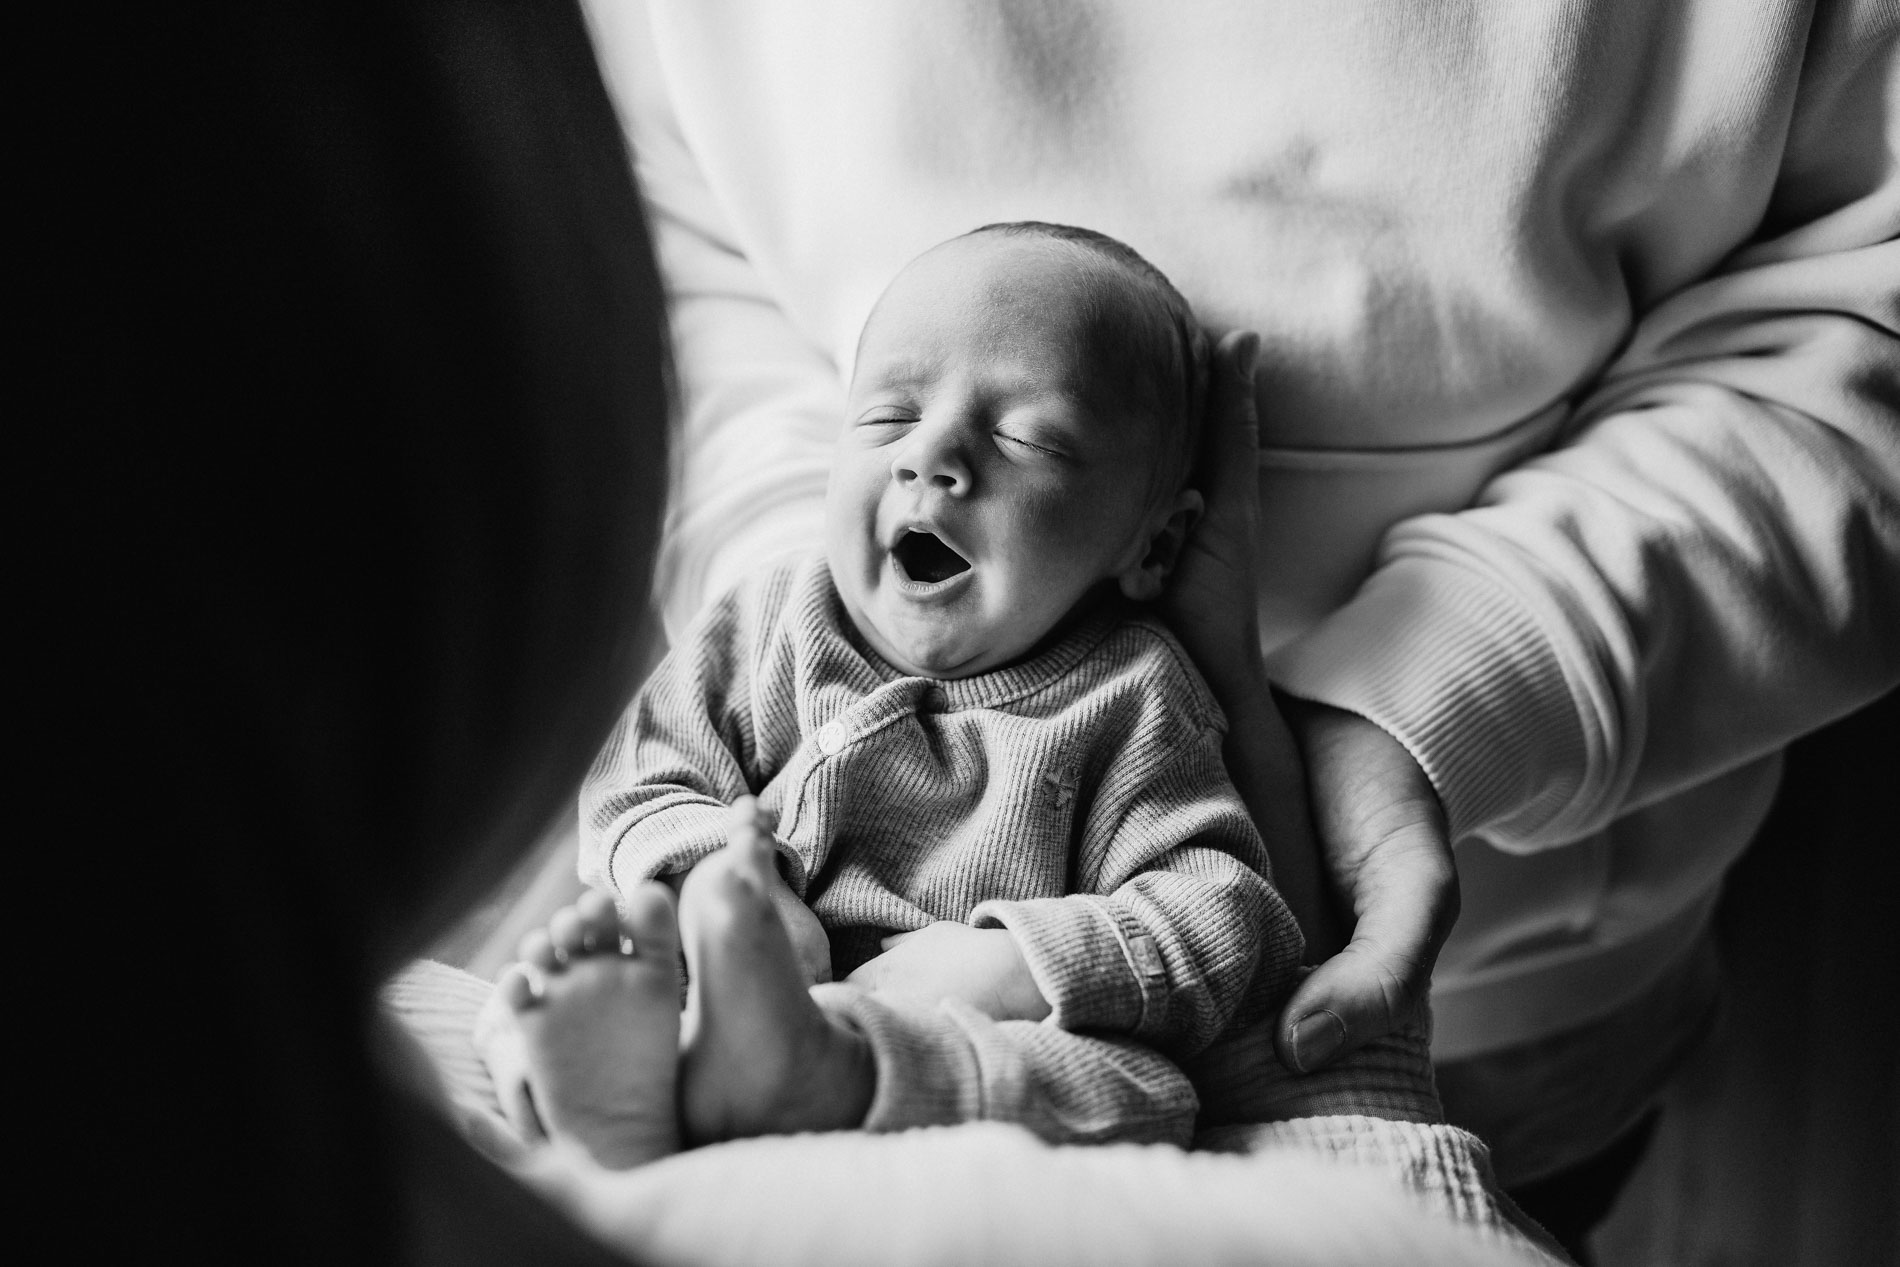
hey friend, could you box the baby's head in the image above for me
[826,222,1211,679]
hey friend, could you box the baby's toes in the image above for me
[517,926,562,973]
[498,961,547,1013]
[573,889,627,953]
[723,795,775,853]
[623,882,680,962]
[547,904,594,960]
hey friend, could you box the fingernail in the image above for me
[1290,1009,1346,1073]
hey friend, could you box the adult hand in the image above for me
[1158,330,1267,679]
[1274,696,1459,1072]
[846,922,1052,1022]
[1159,327,1460,1073]
[1159,331,1334,933]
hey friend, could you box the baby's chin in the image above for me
[864,614,1026,681]
[875,632,992,680]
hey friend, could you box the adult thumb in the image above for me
[1274,702,1459,1072]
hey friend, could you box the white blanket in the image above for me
[384,961,1565,1265]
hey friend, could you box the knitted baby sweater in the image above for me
[581,556,1302,1056]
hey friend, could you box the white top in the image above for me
[582,0,1900,1059]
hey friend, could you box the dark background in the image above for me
[1594,686,1899,1264]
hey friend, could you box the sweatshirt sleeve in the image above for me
[1269,17,1900,852]
[972,723,1303,1057]
[578,579,772,900]
[583,0,838,639]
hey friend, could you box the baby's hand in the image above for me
[845,923,1051,1022]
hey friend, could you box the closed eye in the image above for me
[997,430,1067,459]
[853,413,916,443]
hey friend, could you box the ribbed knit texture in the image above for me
[1187,1013,1444,1132]
[1268,557,1591,848]
[580,556,1302,1140]
[821,985,1198,1146]
[381,960,526,1165]
[1233,1117,1526,1241]
[583,556,1301,1048]
[1188,1015,1561,1252]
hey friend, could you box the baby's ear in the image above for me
[1118,489,1203,601]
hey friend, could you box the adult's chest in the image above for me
[655,0,1782,438]
[650,0,1792,644]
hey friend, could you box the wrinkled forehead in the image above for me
[855,236,1169,414]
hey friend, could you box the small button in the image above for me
[817,722,847,755]
[1131,935,1167,980]
[921,687,948,713]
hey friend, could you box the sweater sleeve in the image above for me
[1269,17,1900,852]
[578,578,772,900]
[582,0,838,639]
[972,724,1302,1057]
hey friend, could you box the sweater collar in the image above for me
[817,562,1127,712]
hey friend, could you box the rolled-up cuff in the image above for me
[596,801,732,899]
[1267,556,1592,848]
[814,985,1025,1133]
[969,896,1156,1034]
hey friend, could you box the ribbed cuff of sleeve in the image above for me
[970,896,1157,1033]
[1266,556,1592,847]
[813,986,1001,1132]
[599,801,732,897]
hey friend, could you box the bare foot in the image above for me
[499,886,682,1169]
[765,862,835,985]
[678,798,875,1144]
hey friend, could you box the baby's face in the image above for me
[826,235,1180,680]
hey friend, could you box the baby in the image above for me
[491,223,1302,1169]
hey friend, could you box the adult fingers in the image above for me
[1196,330,1263,528]
[1276,822,1458,1071]
[1160,329,1263,662]
[1275,701,1459,1072]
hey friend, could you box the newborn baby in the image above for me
[493,223,1302,1169]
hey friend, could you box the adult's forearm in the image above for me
[1270,245,1900,853]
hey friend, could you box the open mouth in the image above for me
[892,530,971,584]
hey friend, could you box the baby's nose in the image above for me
[892,428,971,492]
